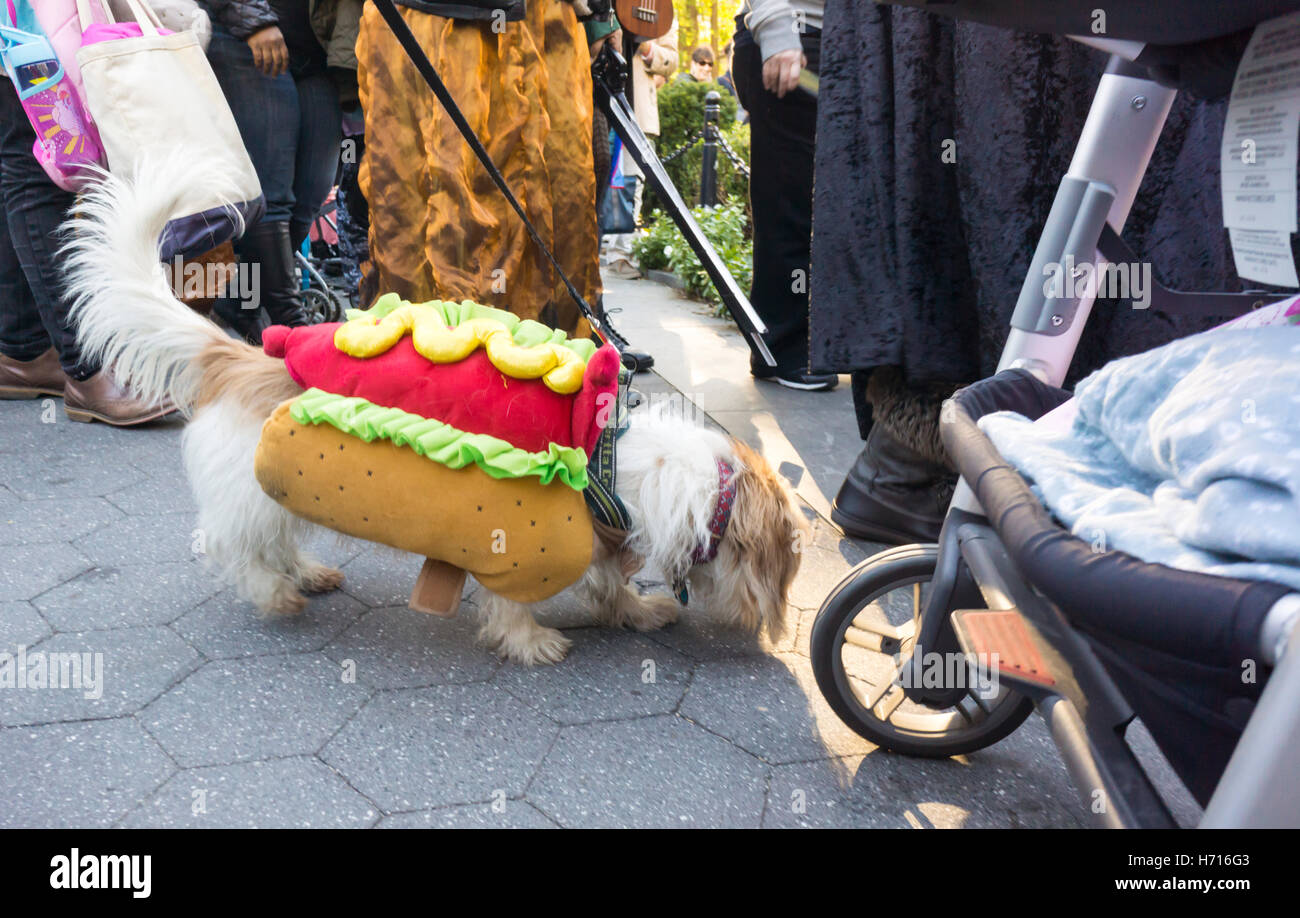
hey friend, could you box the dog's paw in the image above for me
[298,563,345,594]
[625,592,681,632]
[262,585,308,617]
[495,626,572,666]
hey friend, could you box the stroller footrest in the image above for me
[953,608,1057,690]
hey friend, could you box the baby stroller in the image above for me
[298,194,351,324]
[811,1,1300,828]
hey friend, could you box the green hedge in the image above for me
[648,80,748,213]
[632,201,752,315]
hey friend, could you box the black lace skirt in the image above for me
[808,0,1240,387]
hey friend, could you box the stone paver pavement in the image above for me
[0,272,1200,828]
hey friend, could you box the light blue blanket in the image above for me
[979,326,1300,591]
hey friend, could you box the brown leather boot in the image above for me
[0,347,65,399]
[63,370,176,426]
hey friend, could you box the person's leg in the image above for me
[0,208,64,397]
[288,71,342,249]
[336,130,370,303]
[632,170,645,223]
[206,25,302,340]
[594,169,655,371]
[0,79,89,383]
[593,104,611,214]
[539,0,602,333]
[206,26,298,226]
[0,159,51,367]
[603,179,642,277]
[832,367,960,544]
[0,81,172,423]
[733,28,833,390]
[0,157,65,397]
[604,142,641,275]
[587,97,652,369]
[356,3,439,304]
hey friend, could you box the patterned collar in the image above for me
[691,458,737,565]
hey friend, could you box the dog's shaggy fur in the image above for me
[63,157,807,664]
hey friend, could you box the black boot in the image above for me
[832,420,956,545]
[594,296,654,373]
[212,296,265,345]
[240,221,310,331]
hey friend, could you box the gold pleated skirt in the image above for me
[356,1,600,333]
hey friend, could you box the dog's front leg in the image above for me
[583,558,681,632]
[478,592,572,665]
[611,589,681,632]
[292,552,345,594]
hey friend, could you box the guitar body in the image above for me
[614,0,674,40]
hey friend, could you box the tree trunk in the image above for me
[710,0,719,61]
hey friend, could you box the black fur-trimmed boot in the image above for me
[242,221,311,331]
[831,368,959,544]
[832,424,955,544]
[212,297,265,345]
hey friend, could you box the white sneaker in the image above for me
[754,372,839,392]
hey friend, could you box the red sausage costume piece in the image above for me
[261,321,620,456]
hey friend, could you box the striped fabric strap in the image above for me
[583,366,633,532]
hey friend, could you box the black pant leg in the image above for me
[0,178,47,362]
[733,29,820,376]
[0,82,50,363]
[0,81,91,378]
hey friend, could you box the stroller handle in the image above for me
[1262,593,1300,665]
[1067,35,1146,62]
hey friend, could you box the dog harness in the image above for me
[582,363,634,533]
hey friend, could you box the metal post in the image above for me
[700,90,720,207]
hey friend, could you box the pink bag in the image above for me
[0,0,105,190]
[82,21,171,43]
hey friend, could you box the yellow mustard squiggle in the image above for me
[333,305,587,394]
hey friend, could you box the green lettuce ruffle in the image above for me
[344,292,598,363]
[289,388,589,491]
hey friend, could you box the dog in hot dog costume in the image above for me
[253,294,621,604]
[62,156,807,664]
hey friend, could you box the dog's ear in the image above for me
[710,441,807,638]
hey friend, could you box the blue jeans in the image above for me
[0,79,94,378]
[206,26,342,246]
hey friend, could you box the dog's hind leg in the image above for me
[184,402,310,615]
[477,591,572,665]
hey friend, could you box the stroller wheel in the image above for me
[302,287,341,325]
[810,544,1033,757]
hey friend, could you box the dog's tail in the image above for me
[62,153,243,412]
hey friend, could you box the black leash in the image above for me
[371,0,609,342]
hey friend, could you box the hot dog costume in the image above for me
[253,293,622,604]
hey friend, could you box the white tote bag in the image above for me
[107,0,211,51]
[75,0,264,257]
